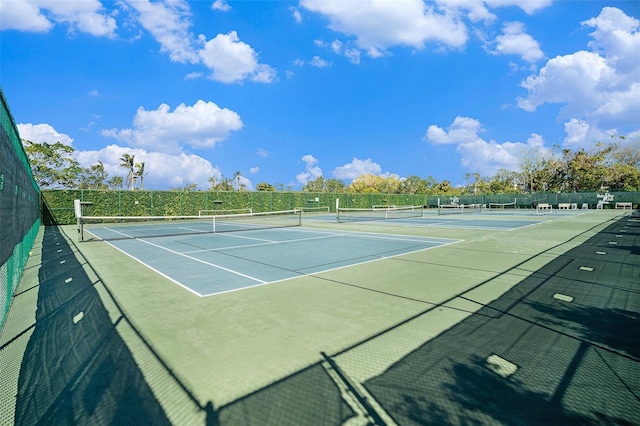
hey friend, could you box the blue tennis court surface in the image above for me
[104,227,460,296]
[306,212,552,231]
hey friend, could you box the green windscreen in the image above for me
[0,88,41,332]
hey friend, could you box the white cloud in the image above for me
[437,0,552,23]
[300,0,468,58]
[0,0,53,32]
[0,0,117,36]
[102,100,242,153]
[332,158,382,180]
[199,31,277,83]
[2,1,277,84]
[562,118,616,149]
[424,116,550,176]
[75,144,223,190]
[309,56,331,67]
[492,21,543,62]
[424,116,483,144]
[436,0,497,23]
[257,148,269,158]
[212,0,231,12]
[296,154,323,185]
[583,6,640,74]
[249,166,259,174]
[518,7,640,128]
[482,0,552,15]
[125,0,198,63]
[185,72,203,80]
[17,123,74,146]
[317,39,361,64]
[290,6,303,23]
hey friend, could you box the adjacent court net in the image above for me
[437,203,483,215]
[296,206,331,214]
[487,199,517,210]
[198,208,252,216]
[77,208,302,242]
[337,205,423,223]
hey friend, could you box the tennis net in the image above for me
[295,206,330,214]
[487,199,517,210]
[198,208,252,216]
[77,209,302,242]
[437,203,483,215]
[337,205,423,223]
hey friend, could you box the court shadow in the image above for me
[441,355,634,426]
[13,226,171,425]
[526,301,640,360]
[211,362,357,426]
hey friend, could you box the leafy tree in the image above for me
[325,178,346,192]
[349,174,382,193]
[209,176,234,191]
[77,161,109,190]
[487,169,521,194]
[108,175,123,189]
[609,137,640,168]
[464,172,489,194]
[256,182,275,191]
[436,180,452,194]
[23,140,82,188]
[400,175,425,194]
[172,182,198,191]
[302,176,325,192]
[119,153,135,190]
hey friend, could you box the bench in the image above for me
[615,202,632,210]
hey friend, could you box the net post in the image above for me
[74,199,84,242]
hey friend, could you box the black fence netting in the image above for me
[0,88,41,332]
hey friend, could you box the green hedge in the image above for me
[41,189,640,225]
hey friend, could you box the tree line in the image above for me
[23,137,640,194]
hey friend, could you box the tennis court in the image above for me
[90,226,459,297]
[308,207,559,231]
[2,208,639,425]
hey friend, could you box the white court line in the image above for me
[101,226,464,298]
[274,225,459,245]
[103,242,204,297]
[183,233,343,254]
[112,237,267,286]
[208,238,465,297]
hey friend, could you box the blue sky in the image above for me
[2,0,639,190]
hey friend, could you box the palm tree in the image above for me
[119,153,135,190]
[134,161,146,190]
[234,171,242,191]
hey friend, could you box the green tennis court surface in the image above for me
[99,227,459,296]
[2,209,638,425]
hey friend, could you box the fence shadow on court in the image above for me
[211,362,358,425]
[527,302,640,361]
[11,225,173,424]
[354,215,639,425]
